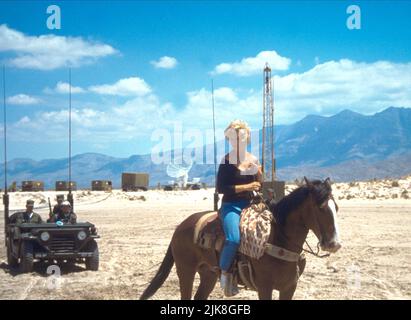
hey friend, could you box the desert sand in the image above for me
[0,177,410,300]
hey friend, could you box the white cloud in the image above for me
[212,50,291,76]
[183,87,241,118]
[7,94,41,105]
[150,56,178,69]
[18,116,30,124]
[175,87,261,137]
[214,87,238,102]
[13,108,109,141]
[11,93,172,142]
[273,59,411,122]
[45,81,86,94]
[174,59,411,128]
[0,24,117,70]
[88,77,151,96]
[9,59,411,146]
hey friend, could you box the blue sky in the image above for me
[0,0,411,160]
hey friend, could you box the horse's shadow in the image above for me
[0,261,87,277]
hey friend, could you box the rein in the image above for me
[275,218,330,259]
[303,240,330,259]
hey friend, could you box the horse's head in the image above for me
[302,177,341,253]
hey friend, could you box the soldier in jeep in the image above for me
[53,194,65,215]
[9,199,43,224]
[50,201,77,224]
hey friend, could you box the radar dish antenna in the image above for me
[166,159,193,189]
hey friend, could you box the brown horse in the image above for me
[140,177,341,300]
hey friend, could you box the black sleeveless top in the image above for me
[216,156,258,203]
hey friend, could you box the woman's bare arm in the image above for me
[234,181,261,193]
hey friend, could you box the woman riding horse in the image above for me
[216,119,262,296]
[140,176,341,300]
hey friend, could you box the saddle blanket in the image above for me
[238,204,273,259]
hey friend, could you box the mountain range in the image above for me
[1,107,410,189]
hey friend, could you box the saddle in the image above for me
[193,202,273,291]
[192,211,220,246]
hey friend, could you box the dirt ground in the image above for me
[0,188,410,300]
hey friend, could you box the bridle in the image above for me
[253,190,333,259]
[304,194,338,258]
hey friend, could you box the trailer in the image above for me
[122,173,149,191]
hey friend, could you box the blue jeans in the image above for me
[219,199,250,271]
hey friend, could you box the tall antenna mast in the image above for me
[3,65,9,245]
[211,80,219,211]
[262,63,276,182]
[67,68,73,208]
[3,66,7,194]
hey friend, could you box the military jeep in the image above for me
[6,221,100,273]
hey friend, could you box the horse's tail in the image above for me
[139,244,174,300]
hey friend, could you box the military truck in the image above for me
[91,180,112,191]
[6,220,100,273]
[185,177,202,190]
[55,180,77,191]
[22,181,44,192]
[122,173,149,191]
[163,181,178,191]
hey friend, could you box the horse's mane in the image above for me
[274,186,310,225]
[273,180,331,225]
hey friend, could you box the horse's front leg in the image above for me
[298,257,306,277]
[279,283,297,300]
[257,285,273,300]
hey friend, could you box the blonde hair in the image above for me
[224,119,251,144]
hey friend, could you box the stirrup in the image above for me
[220,273,239,297]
